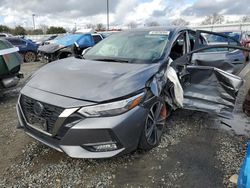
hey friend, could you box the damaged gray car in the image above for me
[16,27,250,158]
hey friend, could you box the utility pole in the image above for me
[107,0,109,31]
[32,14,36,30]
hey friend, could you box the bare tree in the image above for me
[127,21,138,29]
[201,13,224,25]
[171,18,189,26]
[40,24,48,34]
[96,23,105,31]
[145,21,160,27]
[85,23,96,29]
[242,15,250,23]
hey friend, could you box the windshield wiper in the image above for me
[92,58,130,63]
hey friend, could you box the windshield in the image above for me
[84,30,170,64]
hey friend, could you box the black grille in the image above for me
[20,95,64,134]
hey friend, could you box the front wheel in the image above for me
[24,51,36,62]
[139,98,168,150]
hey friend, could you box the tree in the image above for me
[201,13,224,25]
[26,28,44,35]
[171,18,189,26]
[40,24,48,34]
[145,21,160,27]
[46,26,66,34]
[13,26,26,36]
[127,21,138,29]
[96,23,105,31]
[86,23,96,29]
[0,25,11,33]
[242,16,250,23]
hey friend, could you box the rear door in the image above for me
[188,30,246,74]
[171,44,250,118]
[182,65,243,118]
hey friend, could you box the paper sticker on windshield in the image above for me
[149,31,170,35]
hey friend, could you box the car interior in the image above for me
[170,33,186,60]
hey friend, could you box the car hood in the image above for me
[25,57,160,102]
[38,43,65,53]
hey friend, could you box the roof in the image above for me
[54,33,94,47]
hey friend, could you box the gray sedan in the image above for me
[16,27,250,158]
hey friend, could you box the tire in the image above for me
[139,97,168,150]
[24,51,36,62]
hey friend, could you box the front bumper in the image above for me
[17,92,148,158]
[38,52,55,63]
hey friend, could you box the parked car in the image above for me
[38,33,104,62]
[5,37,38,62]
[0,33,13,38]
[16,27,250,158]
[35,35,58,46]
[0,38,23,92]
[43,34,67,45]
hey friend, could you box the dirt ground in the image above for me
[0,62,249,188]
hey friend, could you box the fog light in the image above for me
[92,143,118,152]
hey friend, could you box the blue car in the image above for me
[38,33,104,62]
[5,37,38,62]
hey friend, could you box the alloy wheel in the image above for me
[25,52,36,62]
[145,101,166,146]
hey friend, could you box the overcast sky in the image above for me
[0,0,249,29]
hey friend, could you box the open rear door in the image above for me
[191,30,246,74]
[171,45,250,118]
[182,65,243,118]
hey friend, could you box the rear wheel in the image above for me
[139,98,168,150]
[24,51,36,62]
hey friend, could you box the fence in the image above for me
[26,23,250,41]
[194,22,250,32]
[26,33,65,41]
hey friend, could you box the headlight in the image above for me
[78,92,144,117]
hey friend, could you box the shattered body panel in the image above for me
[191,50,245,74]
[183,66,243,118]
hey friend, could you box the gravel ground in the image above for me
[0,62,249,187]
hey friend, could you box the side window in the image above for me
[206,33,232,46]
[188,31,196,51]
[0,40,13,49]
[92,35,102,44]
[170,32,187,60]
[199,32,239,53]
[8,39,23,46]
[20,39,26,45]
